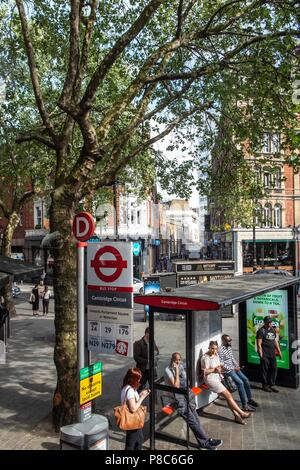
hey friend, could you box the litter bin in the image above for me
[60,414,109,450]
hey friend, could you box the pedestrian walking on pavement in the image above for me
[42,286,52,315]
[31,284,40,316]
[133,327,159,391]
[165,352,223,450]
[218,334,259,412]
[120,368,150,450]
[256,316,282,392]
[202,341,252,425]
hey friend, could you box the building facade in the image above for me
[208,131,300,275]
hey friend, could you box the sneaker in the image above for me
[269,387,279,393]
[243,405,256,412]
[262,385,271,392]
[208,438,223,448]
[199,441,218,450]
[248,399,259,407]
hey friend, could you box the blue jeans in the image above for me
[226,370,252,408]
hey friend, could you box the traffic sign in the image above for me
[80,372,102,405]
[73,212,95,242]
[80,362,102,380]
[87,242,133,290]
[91,245,127,282]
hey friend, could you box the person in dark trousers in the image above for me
[120,368,150,450]
[31,284,40,316]
[165,352,223,450]
[134,327,159,390]
[42,286,52,315]
[219,334,259,411]
[256,316,282,392]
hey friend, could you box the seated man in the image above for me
[164,352,223,450]
[218,334,259,411]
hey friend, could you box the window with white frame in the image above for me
[263,203,272,228]
[273,167,282,189]
[263,170,270,188]
[261,132,280,153]
[262,133,272,153]
[271,133,280,153]
[273,204,282,228]
[34,202,42,228]
[254,203,262,227]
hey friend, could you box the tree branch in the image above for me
[58,0,81,107]
[79,0,165,113]
[15,0,56,143]
[16,133,56,149]
[175,0,184,39]
[146,29,300,83]
[18,190,36,208]
[0,198,10,219]
[109,105,202,177]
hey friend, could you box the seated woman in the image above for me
[202,341,252,425]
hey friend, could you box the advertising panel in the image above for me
[246,289,289,369]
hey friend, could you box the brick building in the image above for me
[208,132,300,275]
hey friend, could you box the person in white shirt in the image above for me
[120,368,150,450]
[42,286,52,315]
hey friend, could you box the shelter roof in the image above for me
[135,274,299,311]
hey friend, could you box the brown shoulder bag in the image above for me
[114,387,147,431]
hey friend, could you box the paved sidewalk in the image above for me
[1,287,300,450]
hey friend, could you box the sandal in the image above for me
[233,411,246,425]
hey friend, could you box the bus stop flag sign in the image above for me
[73,212,96,242]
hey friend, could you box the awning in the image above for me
[134,274,300,311]
[0,255,43,282]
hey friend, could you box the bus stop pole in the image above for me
[149,306,155,450]
[77,242,87,422]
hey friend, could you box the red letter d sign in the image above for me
[73,212,96,242]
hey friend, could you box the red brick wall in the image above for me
[283,165,295,227]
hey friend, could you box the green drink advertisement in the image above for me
[246,289,289,369]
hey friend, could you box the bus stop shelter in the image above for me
[135,274,299,449]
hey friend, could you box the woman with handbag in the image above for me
[120,368,150,450]
[202,341,252,425]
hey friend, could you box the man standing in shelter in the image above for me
[219,334,259,411]
[256,316,282,392]
[134,327,159,390]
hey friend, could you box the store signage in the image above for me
[134,295,220,311]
